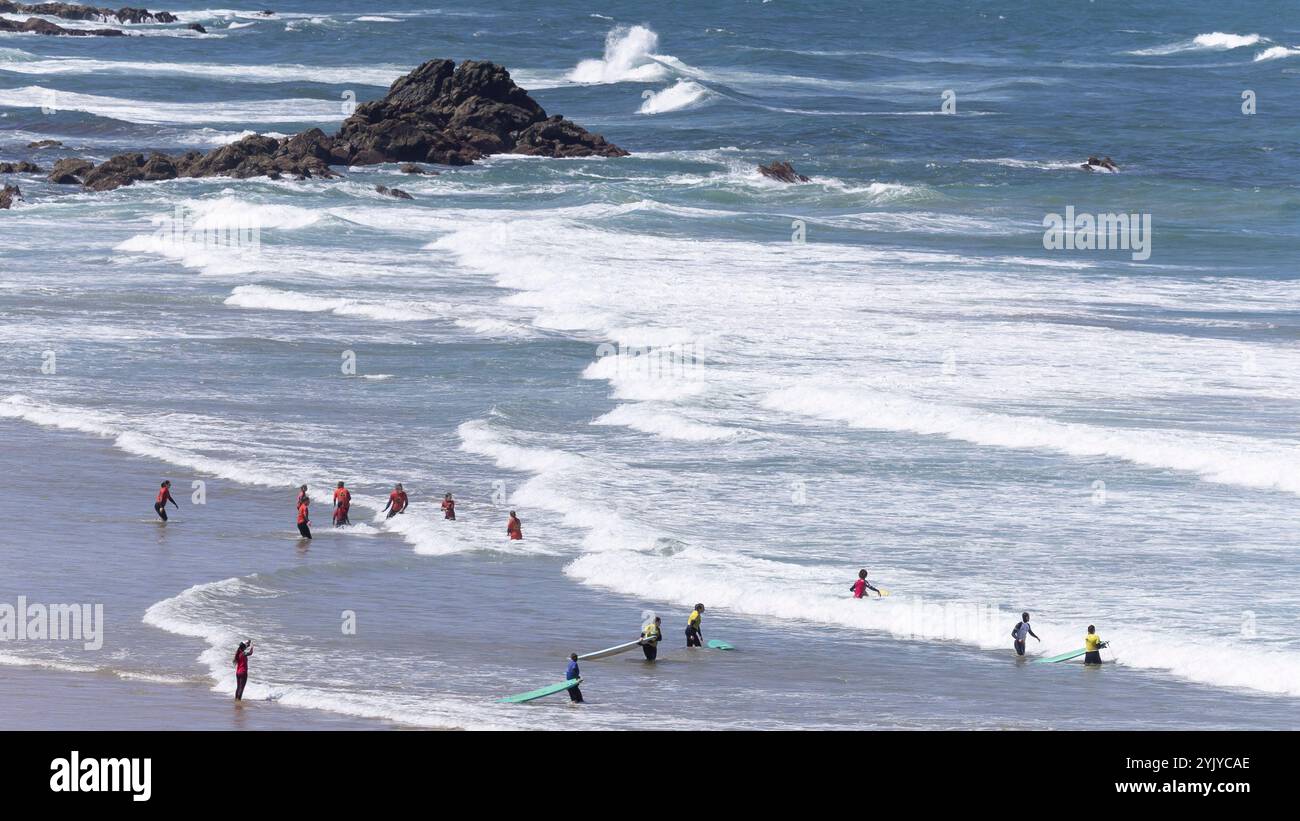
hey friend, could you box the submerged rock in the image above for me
[0,161,43,173]
[0,184,21,209]
[0,16,126,35]
[26,139,63,149]
[47,157,95,184]
[0,3,177,24]
[375,184,414,200]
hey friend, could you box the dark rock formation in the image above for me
[0,3,176,24]
[758,161,810,183]
[47,157,94,184]
[0,16,126,35]
[187,22,205,33]
[0,184,21,209]
[0,161,43,173]
[400,163,438,175]
[27,139,63,149]
[329,59,627,166]
[374,184,413,200]
[43,58,626,192]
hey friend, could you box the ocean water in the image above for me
[1,1,1298,730]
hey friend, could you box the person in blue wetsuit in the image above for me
[566,653,583,703]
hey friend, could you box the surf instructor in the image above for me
[641,616,662,661]
[1084,625,1108,665]
[686,603,705,647]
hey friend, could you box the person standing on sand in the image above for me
[154,480,178,521]
[297,497,312,539]
[234,640,253,700]
[441,492,456,520]
[383,483,408,519]
[566,653,583,704]
[507,510,523,540]
[333,481,351,527]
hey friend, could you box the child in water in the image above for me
[850,569,881,598]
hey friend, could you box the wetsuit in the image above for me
[685,609,703,647]
[385,490,408,519]
[154,485,176,521]
[297,502,312,539]
[333,487,351,526]
[1012,621,1033,656]
[441,498,455,520]
[851,578,879,599]
[566,659,583,703]
[1084,631,1105,665]
[234,646,251,700]
[507,516,523,540]
[641,622,662,661]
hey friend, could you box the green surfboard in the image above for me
[1033,648,1087,664]
[707,639,735,650]
[499,678,581,703]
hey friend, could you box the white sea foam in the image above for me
[0,86,346,125]
[1254,45,1300,62]
[637,79,711,114]
[568,25,671,83]
[1130,31,1264,56]
[0,55,403,86]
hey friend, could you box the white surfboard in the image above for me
[577,639,644,661]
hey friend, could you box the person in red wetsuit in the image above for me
[333,481,351,527]
[507,510,523,540]
[383,483,408,519]
[441,493,456,520]
[154,480,179,521]
[850,569,881,599]
[233,640,253,700]
[296,498,312,539]
[296,484,309,506]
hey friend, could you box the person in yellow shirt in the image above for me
[640,616,662,661]
[1084,625,1108,665]
[685,603,705,647]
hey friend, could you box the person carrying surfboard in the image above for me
[507,510,523,540]
[154,480,179,521]
[1084,625,1108,665]
[640,616,663,661]
[383,483,408,519]
[686,603,705,647]
[851,569,882,598]
[333,481,351,527]
[1011,612,1040,656]
[565,653,584,703]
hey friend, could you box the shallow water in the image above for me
[1,1,1298,728]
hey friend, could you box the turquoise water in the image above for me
[1,2,1298,729]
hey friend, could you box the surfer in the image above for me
[1084,625,1108,665]
[383,483,408,519]
[566,653,584,703]
[297,497,312,539]
[640,616,663,661]
[507,510,523,540]
[1011,612,1040,656]
[850,569,882,598]
[154,480,178,521]
[441,492,456,520]
[233,640,253,700]
[333,481,351,527]
[685,603,705,647]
